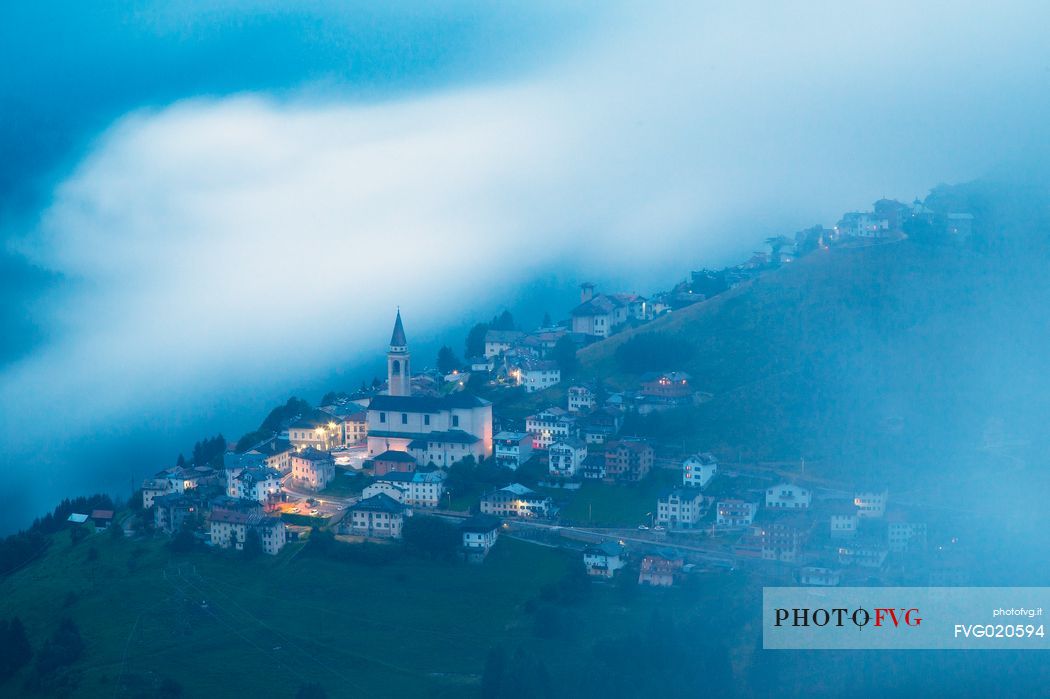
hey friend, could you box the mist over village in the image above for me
[1,3,1049,698]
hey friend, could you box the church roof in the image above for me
[368,393,490,412]
[390,309,407,347]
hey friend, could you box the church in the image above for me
[366,310,493,466]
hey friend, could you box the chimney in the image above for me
[580,282,595,303]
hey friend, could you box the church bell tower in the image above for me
[387,309,411,397]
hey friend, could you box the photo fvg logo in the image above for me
[774,607,922,629]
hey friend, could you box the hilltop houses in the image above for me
[362,471,447,508]
[548,438,588,479]
[290,448,335,491]
[479,484,554,519]
[716,499,758,529]
[288,410,344,452]
[604,439,654,483]
[638,554,683,587]
[493,431,533,470]
[583,542,627,578]
[682,452,717,488]
[367,449,418,476]
[567,384,596,413]
[339,493,406,539]
[765,483,812,510]
[507,358,561,393]
[656,488,704,529]
[461,515,501,560]
[525,407,576,449]
[365,312,493,464]
[208,507,287,555]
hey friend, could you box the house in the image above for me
[582,541,627,578]
[827,500,859,539]
[946,212,974,237]
[638,555,683,587]
[525,407,577,449]
[682,452,717,488]
[604,439,654,482]
[570,285,630,338]
[716,499,757,529]
[799,565,842,587]
[339,493,406,539]
[368,449,417,477]
[656,488,704,529]
[340,410,368,446]
[366,312,493,461]
[162,465,209,494]
[493,431,533,470]
[887,511,927,553]
[836,211,890,238]
[287,409,344,452]
[153,493,199,534]
[362,471,447,508]
[479,484,554,519]
[579,409,622,445]
[581,453,607,480]
[853,488,888,519]
[460,515,501,560]
[484,329,525,358]
[567,385,596,413]
[548,438,588,479]
[290,448,336,491]
[836,537,889,569]
[141,478,171,509]
[229,466,283,508]
[639,371,693,399]
[760,518,810,563]
[765,483,812,510]
[509,359,561,393]
[469,355,495,373]
[90,509,114,529]
[242,438,294,474]
[208,508,287,555]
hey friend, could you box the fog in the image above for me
[2,2,1050,531]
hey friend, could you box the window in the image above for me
[452,415,460,427]
[402,413,408,424]
[380,412,386,423]
[424,415,430,426]
[392,359,401,374]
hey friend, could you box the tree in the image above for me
[402,516,460,560]
[490,310,516,330]
[481,646,506,699]
[0,617,32,680]
[108,519,124,540]
[242,530,263,560]
[465,323,489,358]
[35,617,83,676]
[437,345,462,374]
[551,335,578,376]
[168,525,196,553]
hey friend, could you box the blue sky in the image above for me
[1,1,1049,530]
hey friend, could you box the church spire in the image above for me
[390,308,407,348]
[386,309,411,396]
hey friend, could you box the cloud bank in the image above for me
[2,2,1049,513]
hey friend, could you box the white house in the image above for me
[339,493,406,539]
[287,410,344,452]
[362,471,447,508]
[141,478,171,509]
[243,438,294,474]
[716,499,758,528]
[460,515,500,559]
[682,452,717,488]
[548,438,588,479]
[567,385,596,413]
[656,488,704,528]
[799,566,842,586]
[479,484,554,519]
[582,541,627,578]
[208,509,287,555]
[570,285,630,338]
[853,489,888,519]
[828,501,859,539]
[290,448,335,491]
[509,359,561,393]
[493,431,533,470]
[229,466,282,506]
[765,483,812,510]
[484,329,524,358]
[525,407,576,449]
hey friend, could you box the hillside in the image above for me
[579,237,1050,477]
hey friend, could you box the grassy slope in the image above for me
[577,240,1050,477]
[0,526,751,698]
